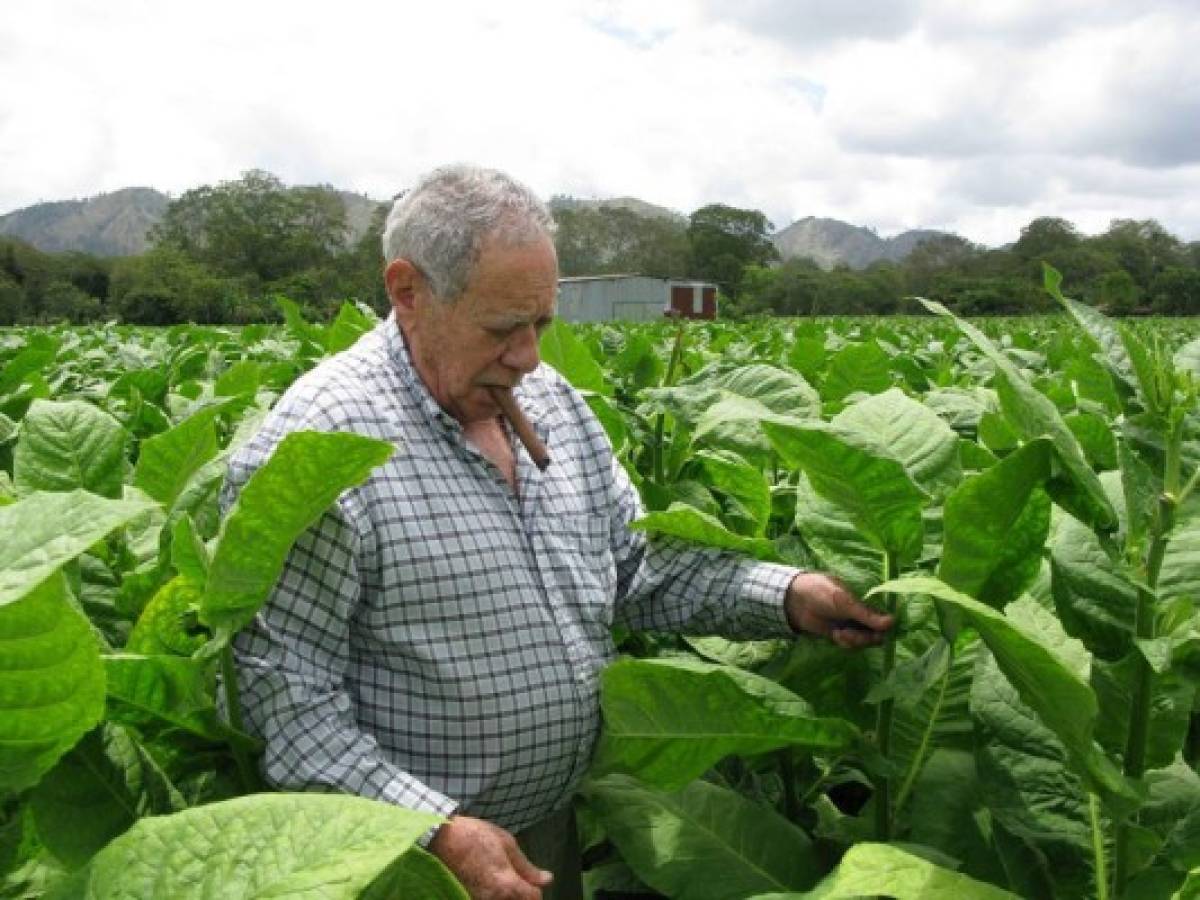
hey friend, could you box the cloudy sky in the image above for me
[3,0,1199,246]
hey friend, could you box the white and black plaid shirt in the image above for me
[223,316,798,832]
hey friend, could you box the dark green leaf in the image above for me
[593,657,857,789]
[583,775,822,899]
[938,439,1053,608]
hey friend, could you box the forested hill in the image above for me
[0,186,382,257]
[5,184,950,269]
[0,188,169,256]
[773,218,953,270]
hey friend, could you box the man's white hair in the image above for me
[381,164,556,302]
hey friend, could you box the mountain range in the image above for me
[0,187,954,270]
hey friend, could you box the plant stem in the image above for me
[874,551,899,842]
[1089,793,1110,900]
[221,642,259,794]
[652,321,686,485]
[1115,488,1179,890]
[893,656,951,818]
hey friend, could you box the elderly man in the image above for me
[224,165,891,900]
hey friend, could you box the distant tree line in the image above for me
[733,217,1200,318]
[1,170,1198,326]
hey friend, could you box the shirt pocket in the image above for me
[533,513,615,628]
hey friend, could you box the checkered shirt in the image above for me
[223,315,799,833]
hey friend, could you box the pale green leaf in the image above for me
[201,431,393,634]
[920,298,1117,531]
[753,842,1021,899]
[52,793,445,899]
[834,387,962,500]
[14,400,127,498]
[0,490,156,608]
[539,320,610,395]
[0,573,106,793]
[132,404,223,508]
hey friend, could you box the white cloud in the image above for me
[1,0,1198,247]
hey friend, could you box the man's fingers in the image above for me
[831,625,886,649]
[506,841,553,888]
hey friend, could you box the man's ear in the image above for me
[384,259,423,323]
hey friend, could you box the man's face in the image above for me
[388,234,558,425]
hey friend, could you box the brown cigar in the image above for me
[489,387,551,471]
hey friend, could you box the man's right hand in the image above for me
[428,815,553,900]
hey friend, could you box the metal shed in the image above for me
[557,275,718,322]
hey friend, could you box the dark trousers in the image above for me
[515,805,583,900]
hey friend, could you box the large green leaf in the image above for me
[1045,265,1143,403]
[29,723,184,869]
[0,573,106,793]
[13,400,127,498]
[872,577,1135,805]
[49,793,446,899]
[792,475,885,598]
[359,846,469,900]
[921,299,1117,531]
[1092,652,1194,772]
[103,654,236,744]
[592,657,858,789]
[582,775,822,900]
[1050,508,1138,660]
[200,431,393,634]
[630,503,780,562]
[1159,516,1200,606]
[693,448,772,536]
[970,646,1095,899]
[325,301,377,354]
[0,490,156,608]
[902,749,1009,888]
[132,405,223,507]
[539,320,610,395]
[938,439,1053,608]
[833,387,962,500]
[702,364,822,418]
[750,841,1020,899]
[764,419,928,565]
[821,341,893,403]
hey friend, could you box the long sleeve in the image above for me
[227,499,458,819]
[605,454,799,640]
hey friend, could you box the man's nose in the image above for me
[502,325,541,374]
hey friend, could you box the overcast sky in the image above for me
[3,0,1199,246]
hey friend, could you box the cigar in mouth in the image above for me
[488,387,551,471]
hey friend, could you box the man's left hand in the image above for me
[785,573,893,649]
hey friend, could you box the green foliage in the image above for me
[0,302,1198,898]
[51,793,448,898]
[687,204,779,297]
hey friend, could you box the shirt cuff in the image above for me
[732,561,802,637]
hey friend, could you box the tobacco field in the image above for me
[0,273,1198,899]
